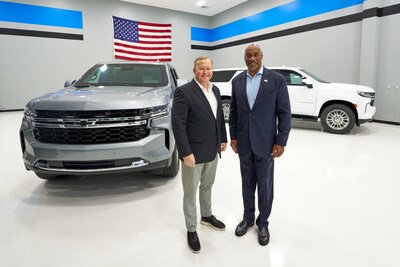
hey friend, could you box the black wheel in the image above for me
[34,172,63,180]
[320,104,356,134]
[221,98,231,123]
[162,146,179,177]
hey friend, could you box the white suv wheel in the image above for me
[221,99,231,123]
[321,104,356,134]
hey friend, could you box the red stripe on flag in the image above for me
[114,42,171,50]
[138,34,171,39]
[138,22,171,27]
[139,28,171,33]
[115,55,171,62]
[137,40,171,44]
[115,49,171,56]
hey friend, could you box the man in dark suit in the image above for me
[229,44,291,246]
[172,56,227,253]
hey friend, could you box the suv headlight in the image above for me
[145,104,169,118]
[24,107,37,118]
[357,91,375,98]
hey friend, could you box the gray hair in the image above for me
[194,56,213,68]
[245,43,262,54]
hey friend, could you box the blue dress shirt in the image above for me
[246,67,264,109]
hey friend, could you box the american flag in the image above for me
[112,16,172,62]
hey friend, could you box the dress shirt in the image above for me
[246,67,264,109]
[194,78,217,118]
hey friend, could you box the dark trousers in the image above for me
[239,151,274,228]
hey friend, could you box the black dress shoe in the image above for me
[200,215,226,231]
[187,231,201,253]
[235,220,254,237]
[258,227,270,246]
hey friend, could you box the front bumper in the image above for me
[20,116,174,175]
[358,103,376,124]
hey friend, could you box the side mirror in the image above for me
[177,79,189,87]
[64,79,76,88]
[302,78,313,88]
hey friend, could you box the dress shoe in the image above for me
[258,227,270,246]
[200,215,226,231]
[235,220,254,237]
[187,231,201,253]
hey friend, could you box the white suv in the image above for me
[211,67,376,134]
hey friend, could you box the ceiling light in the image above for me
[196,1,207,7]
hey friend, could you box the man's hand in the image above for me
[271,144,285,159]
[230,140,238,154]
[183,154,196,168]
[221,142,227,152]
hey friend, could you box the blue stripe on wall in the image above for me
[0,1,83,29]
[191,0,364,42]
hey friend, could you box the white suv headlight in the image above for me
[357,91,375,98]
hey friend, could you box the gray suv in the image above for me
[20,62,182,179]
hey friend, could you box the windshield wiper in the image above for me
[74,84,92,88]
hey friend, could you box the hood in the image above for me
[27,86,173,110]
[319,82,375,93]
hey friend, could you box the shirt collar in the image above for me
[246,67,264,78]
[194,78,212,91]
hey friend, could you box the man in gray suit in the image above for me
[172,56,227,253]
[229,44,291,246]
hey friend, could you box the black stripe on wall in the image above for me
[0,28,84,40]
[192,3,400,51]
[361,4,400,19]
[380,3,400,16]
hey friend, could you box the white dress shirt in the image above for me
[194,79,217,119]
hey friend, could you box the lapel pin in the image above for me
[264,79,268,82]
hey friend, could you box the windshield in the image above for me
[300,68,329,83]
[75,63,168,87]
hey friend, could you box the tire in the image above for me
[320,104,356,134]
[162,146,179,177]
[221,98,231,123]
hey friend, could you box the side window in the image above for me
[275,70,304,86]
[86,69,101,84]
[211,70,238,83]
[289,72,303,85]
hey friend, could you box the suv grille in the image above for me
[31,109,150,144]
[34,125,149,144]
[35,109,147,119]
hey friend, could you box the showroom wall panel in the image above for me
[0,0,209,111]
[374,10,400,122]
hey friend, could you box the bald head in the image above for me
[244,43,263,77]
[245,43,262,54]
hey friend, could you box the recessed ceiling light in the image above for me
[196,1,207,7]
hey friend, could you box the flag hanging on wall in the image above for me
[112,16,172,62]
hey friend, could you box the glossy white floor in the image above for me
[0,111,399,267]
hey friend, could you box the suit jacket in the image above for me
[171,79,227,163]
[229,67,291,157]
